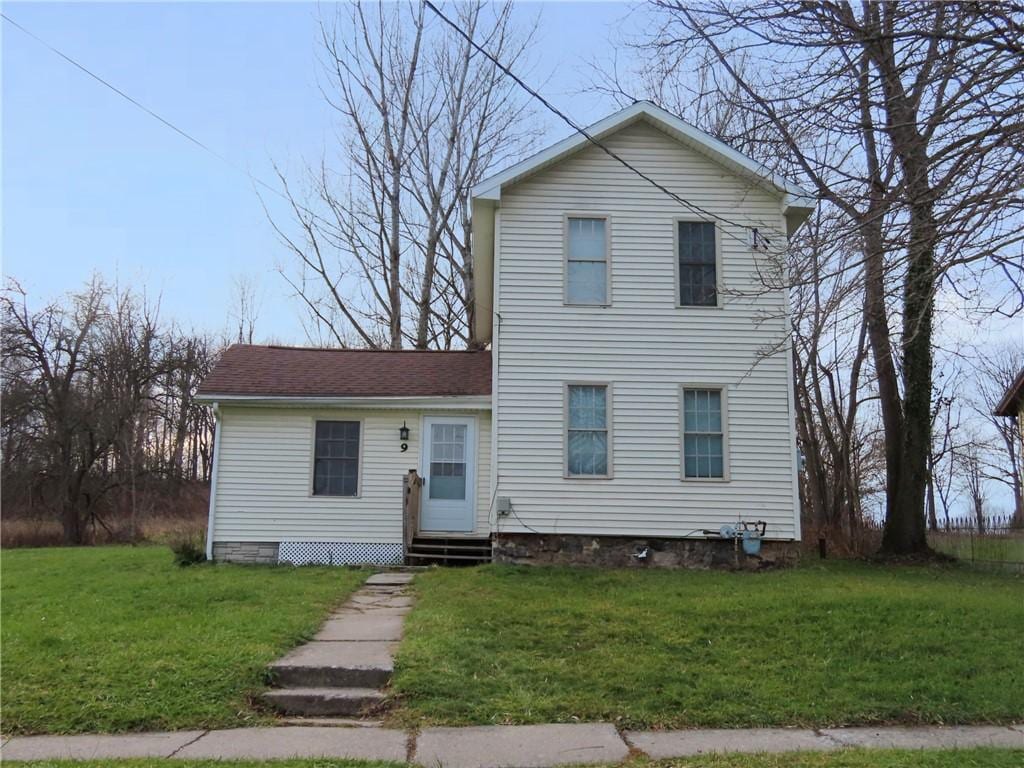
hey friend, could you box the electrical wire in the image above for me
[0,12,341,231]
[423,0,791,252]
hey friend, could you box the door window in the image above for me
[429,423,467,500]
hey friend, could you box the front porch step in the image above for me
[409,542,492,553]
[406,537,493,565]
[261,687,385,717]
[406,552,493,562]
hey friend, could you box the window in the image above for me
[313,421,360,496]
[567,384,610,476]
[678,221,717,306]
[566,217,608,304]
[682,388,725,479]
[428,423,467,500]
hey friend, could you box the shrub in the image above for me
[169,533,207,566]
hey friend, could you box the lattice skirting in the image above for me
[278,541,404,566]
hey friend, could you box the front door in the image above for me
[420,416,475,533]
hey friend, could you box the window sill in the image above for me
[679,476,730,484]
[564,474,614,480]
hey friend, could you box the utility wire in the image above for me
[423,0,788,251]
[0,13,316,214]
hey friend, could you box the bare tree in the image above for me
[2,277,224,544]
[974,343,1024,526]
[228,274,261,345]
[633,0,1024,555]
[270,0,539,350]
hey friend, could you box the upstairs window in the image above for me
[567,384,610,476]
[566,217,609,305]
[313,420,360,496]
[678,221,718,306]
[682,388,725,479]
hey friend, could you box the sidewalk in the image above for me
[3,723,1022,765]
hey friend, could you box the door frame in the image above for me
[418,414,477,535]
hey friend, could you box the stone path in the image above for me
[262,571,415,718]
[3,724,1021,764]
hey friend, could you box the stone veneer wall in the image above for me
[493,533,799,570]
[212,541,280,564]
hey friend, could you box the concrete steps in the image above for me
[261,572,413,718]
[261,687,385,717]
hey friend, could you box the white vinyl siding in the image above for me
[212,406,492,544]
[492,119,799,540]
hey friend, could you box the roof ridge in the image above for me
[238,344,483,354]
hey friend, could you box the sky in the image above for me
[3,2,1022,518]
[2,1,639,343]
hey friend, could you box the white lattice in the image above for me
[278,541,404,566]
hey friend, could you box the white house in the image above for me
[197,101,815,568]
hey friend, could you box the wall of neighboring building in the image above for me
[492,118,801,543]
[210,405,492,563]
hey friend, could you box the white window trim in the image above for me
[308,416,365,498]
[673,218,723,309]
[563,213,612,307]
[563,381,614,479]
[679,384,731,482]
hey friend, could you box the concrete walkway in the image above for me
[3,724,1021,764]
[262,571,415,717]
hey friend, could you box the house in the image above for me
[196,101,815,568]
[995,367,1024,504]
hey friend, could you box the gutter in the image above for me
[193,394,492,410]
[205,402,222,561]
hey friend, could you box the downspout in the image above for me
[205,402,222,561]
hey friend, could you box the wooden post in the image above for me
[403,469,422,555]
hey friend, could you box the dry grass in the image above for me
[1,484,209,548]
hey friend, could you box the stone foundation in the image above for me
[212,541,280,564]
[493,533,799,570]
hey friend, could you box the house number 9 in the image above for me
[400,443,408,452]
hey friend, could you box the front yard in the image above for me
[391,562,1024,729]
[3,548,1022,738]
[1,546,365,734]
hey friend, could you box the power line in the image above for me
[422,0,786,251]
[1,12,301,207]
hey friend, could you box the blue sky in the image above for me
[3,1,638,342]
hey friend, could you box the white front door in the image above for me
[420,416,475,533]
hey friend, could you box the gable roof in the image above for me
[472,101,814,215]
[469,101,817,344]
[197,344,491,401]
[995,367,1024,417]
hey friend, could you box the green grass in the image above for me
[6,750,1024,768]
[391,562,1024,729]
[1,546,365,735]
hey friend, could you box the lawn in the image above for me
[5,750,1023,767]
[1,546,365,735]
[391,562,1024,729]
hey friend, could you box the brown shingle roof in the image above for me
[198,344,491,399]
[995,367,1024,417]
